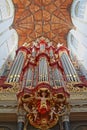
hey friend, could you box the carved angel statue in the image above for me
[35,90,50,110]
[31,107,38,121]
[49,107,57,120]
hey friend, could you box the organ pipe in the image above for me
[6,52,20,82]
[25,68,33,87]
[32,48,36,57]
[60,52,80,82]
[13,53,24,82]
[53,68,65,87]
[7,52,21,82]
[22,68,33,88]
[40,44,45,52]
[10,38,85,130]
[6,38,83,92]
[61,54,73,82]
[64,53,80,82]
[12,40,81,87]
[33,67,38,87]
[22,71,27,88]
[39,57,48,82]
[49,67,54,87]
[49,49,54,57]
[7,51,24,83]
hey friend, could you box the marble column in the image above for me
[17,109,26,130]
[62,114,70,130]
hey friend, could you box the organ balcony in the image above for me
[0,37,87,130]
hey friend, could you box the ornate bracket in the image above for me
[17,83,70,130]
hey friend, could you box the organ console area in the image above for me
[0,37,87,130]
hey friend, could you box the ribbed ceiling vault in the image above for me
[13,0,74,47]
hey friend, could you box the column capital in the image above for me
[17,107,26,123]
[62,114,69,122]
[18,115,25,123]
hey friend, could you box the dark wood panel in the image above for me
[0,113,17,122]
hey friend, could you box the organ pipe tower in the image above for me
[2,37,84,130]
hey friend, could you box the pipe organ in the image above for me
[6,48,28,83]
[53,68,65,87]
[22,68,33,88]
[1,37,85,130]
[39,57,48,82]
[57,46,80,83]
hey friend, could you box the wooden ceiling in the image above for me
[13,0,73,47]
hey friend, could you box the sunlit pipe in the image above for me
[13,54,23,82]
[44,58,48,81]
[41,59,43,81]
[33,67,37,87]
[62,54,74,81]
[22,68,33,88]
[11,52,23,82]
[26,69,33,86]
[61,55,71,81]
[22,71,27,88]
[49,67,54,87]
[50,49,54,57]
[39,57,48,82]
[15,56,25,82]
[40,59,43,81]
[43,58,45,81]
[64,53,80,82]
[58,69,65,86]
[8,52,22,82]
[62,53,74,81]
[63,53,73,81]
[68,55,80,82]
[62,55,73,81]
[6,52,20,82]
[57,70,62,86]
[43,59,45,81]
[54,68,64,87]
[39,60,41,81]
[42,58,44,81]
[63,53,76,81]
[39,58,44,81]
[60,56,68,79]
[12,53,23,82]
[40,44,45,52]
[25,70,29,86]
[46,59,48,81]
[39,59,42,81]
[32,48,36,57]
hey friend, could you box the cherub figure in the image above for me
[49,107,57,120]
[23,103,30,113]
[31,107,38,121]
[35,90,50,110]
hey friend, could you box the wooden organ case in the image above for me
[0,37,87,130]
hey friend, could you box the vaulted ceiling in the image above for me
[13,0,74,47]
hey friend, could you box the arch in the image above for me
[67,29,87,77]
[67,29,87,61]
[0,0,14,33]
[67,29,78,51]
[0,29,18,75]
[71,0,87,21]
[71,0,87,36]
[0,0,14,21]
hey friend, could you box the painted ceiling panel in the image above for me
[13,0,73,47]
